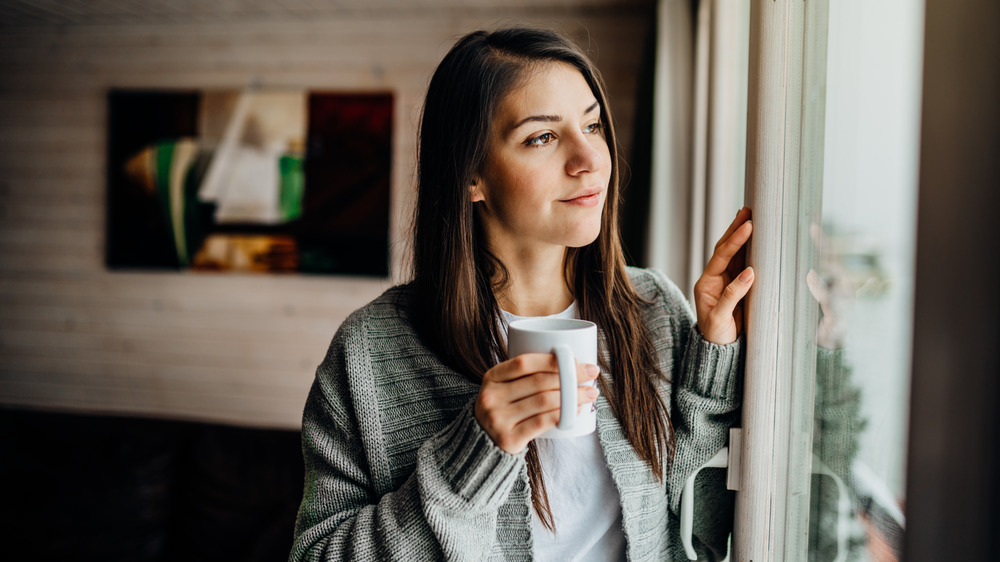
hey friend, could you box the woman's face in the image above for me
[472,61,612,259]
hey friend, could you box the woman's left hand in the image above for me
[693,207,755,345]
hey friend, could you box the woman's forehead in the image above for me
[494,62,600,131]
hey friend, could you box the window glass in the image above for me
[804,1,923,560]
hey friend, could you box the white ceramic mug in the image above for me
[507,318,598,438]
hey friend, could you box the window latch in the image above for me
[680,427,742,560]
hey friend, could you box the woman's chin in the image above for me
[565,226,602,249]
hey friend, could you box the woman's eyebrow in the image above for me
[507,100,601,134]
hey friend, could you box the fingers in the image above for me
[504,384,599,446]
[486,353,595,386]
[711,266,755,323]
[716,206,752,250]
[806,269,828,308]
[499,361,598,404]
[704,218,753,278]
[486,353,559,383]
[479,383,599,454]
[508,383,598,422]
[477,356,600,454]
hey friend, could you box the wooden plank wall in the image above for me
[0,3,653,429]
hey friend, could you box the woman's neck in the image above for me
[494,246,574,317]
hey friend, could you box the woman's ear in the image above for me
[469,181,485,203]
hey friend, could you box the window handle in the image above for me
[680,428,741,560]
[679,436,852,562]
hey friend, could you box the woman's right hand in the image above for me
[474,353,600,454]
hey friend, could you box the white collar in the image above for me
[500,301,578,323]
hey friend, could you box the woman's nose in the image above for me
[565,133,606,176]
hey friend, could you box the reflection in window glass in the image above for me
[807,1,923,560]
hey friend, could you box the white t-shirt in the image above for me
[501,304,627,562]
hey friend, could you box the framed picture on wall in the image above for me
[105,88,392,277]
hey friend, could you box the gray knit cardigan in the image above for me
[290,267,742,561]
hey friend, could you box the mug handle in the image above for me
[552,344,576,431]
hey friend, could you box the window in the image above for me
[654,1,924,559]
[736,1,921,560]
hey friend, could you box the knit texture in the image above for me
[290,267,743,561]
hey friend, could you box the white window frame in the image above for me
[737,0,829,559]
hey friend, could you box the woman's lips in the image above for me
[560,189,603,207]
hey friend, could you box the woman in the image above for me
[290,28,754,561]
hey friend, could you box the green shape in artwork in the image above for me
[279,153,304,222]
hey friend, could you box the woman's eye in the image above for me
[584,122,603,134]
[526,132,556,146]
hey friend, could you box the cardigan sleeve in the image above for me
[288,313,526,562]
[669,330,742,561]
[639,268,743,561]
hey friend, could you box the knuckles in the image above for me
[535,391,558,410]
[509,355,529,373]
[723,281,741,299]
[529,415,549,434]
[476,391,496,411]
[485,410,504,430]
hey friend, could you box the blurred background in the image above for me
[0,1,658,560]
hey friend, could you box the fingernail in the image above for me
[587,386,599,398]
[586,364,600,377]
[738,267,754,283]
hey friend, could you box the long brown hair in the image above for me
[412,28,673,531]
